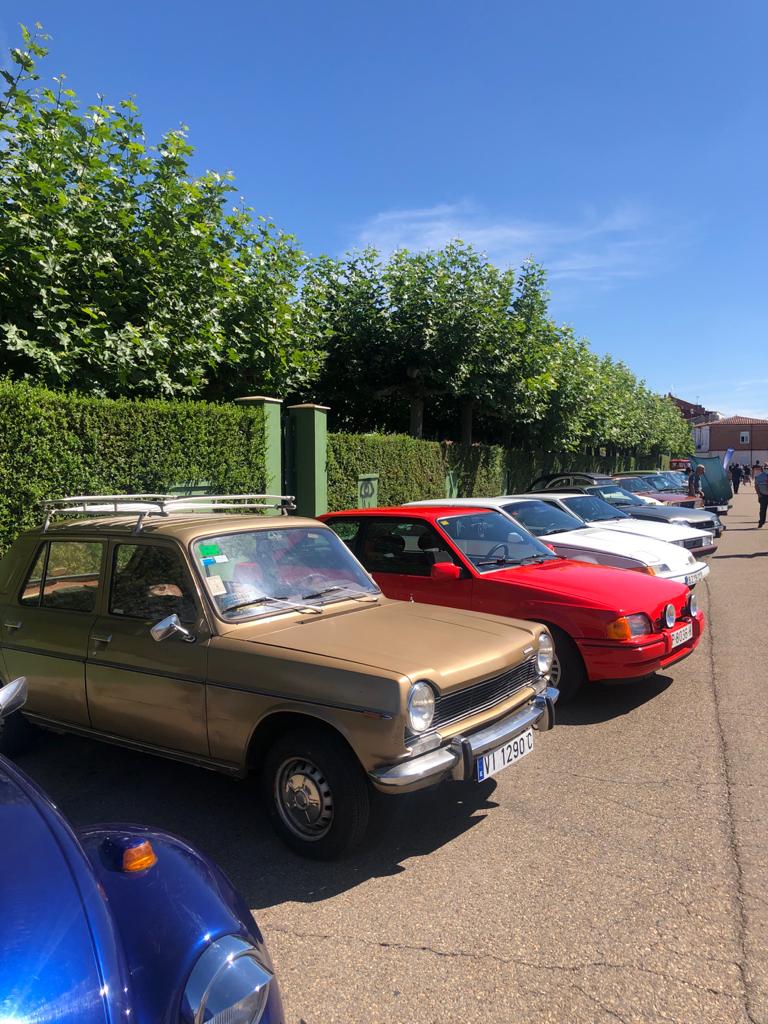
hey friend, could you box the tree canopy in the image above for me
[0,25,321,400]
[0,26,692,457]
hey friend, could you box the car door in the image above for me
[358,517,473,609]
[1,539,105,727]
[85,539,210,756]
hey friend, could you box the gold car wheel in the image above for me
[275,758,334,841]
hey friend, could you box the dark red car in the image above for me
[320,506,705,699]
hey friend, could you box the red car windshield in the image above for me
[436,511,557,572]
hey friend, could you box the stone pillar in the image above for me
[286,404,329,518]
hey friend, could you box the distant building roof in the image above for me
[696,415,768,426]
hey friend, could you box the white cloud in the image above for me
[351,200,672,286]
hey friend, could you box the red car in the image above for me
[320,505,705,699]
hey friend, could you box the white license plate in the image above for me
[685,569,705,586]
[670,622,693,648]
[476,729,534,781]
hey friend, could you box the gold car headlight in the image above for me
[407,681,436,733]
[536,631,554,675]
[182,935,273,1024]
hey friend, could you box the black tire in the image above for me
[261,728,371,860]
[0,711,37,757]
[548,626,587,702]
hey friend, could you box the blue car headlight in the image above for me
[182,935,273,1024]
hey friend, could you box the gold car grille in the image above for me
[417,658,538,737]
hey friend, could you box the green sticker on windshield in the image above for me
[199,542,223,557]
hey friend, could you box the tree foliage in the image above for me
[0,26,692,458]
[0,25,321,399]
[310,246,693,456]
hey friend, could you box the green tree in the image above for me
[0,25,315,399]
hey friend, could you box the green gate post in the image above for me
[286,403,329,517]
[235,396,283,513]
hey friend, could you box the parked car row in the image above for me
[0,485,713,1022]
[529,468,731,519]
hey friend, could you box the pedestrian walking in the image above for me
[743,464,752,488]
[688,464,705,499]
[756,463,768,528]
[730,462,743,494]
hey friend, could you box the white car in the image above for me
[518,492,716,557]
[406,496,710,588]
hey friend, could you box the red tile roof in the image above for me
[698,415,768,426]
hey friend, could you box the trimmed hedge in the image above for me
[327,432,670,510]
[0,380,266,555]
[327,434,513,510]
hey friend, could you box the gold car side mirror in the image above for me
[150,614,196,644]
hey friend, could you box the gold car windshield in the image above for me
[192,526,380,620]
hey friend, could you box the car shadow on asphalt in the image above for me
[15,730,499,910]
[556,673,673,726]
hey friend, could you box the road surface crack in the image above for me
[268,924,732,996]
[703,574,760,1024]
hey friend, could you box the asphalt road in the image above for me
[16,490,768,1024]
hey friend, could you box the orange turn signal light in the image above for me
[606,617,632,641]
[122,840,157,873]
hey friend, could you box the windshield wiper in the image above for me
[476,557,519,566]
[223,595,322,615]
[517,554,554,564]
[301,584,379,603]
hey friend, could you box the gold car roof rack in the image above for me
[41,493,296,532]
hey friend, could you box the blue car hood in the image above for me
[0,763,127,1024]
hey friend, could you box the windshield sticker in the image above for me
[199,543,223,557]
[201,554,228,566]
[438,519,450,527]
[205,574,227,596]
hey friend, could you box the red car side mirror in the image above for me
[430,562,462,581]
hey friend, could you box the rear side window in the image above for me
[359,519,457,576]
[20,546,46,607]
[20,541,104,613]
[325,519,362,552]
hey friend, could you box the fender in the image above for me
[77,824,283,1024]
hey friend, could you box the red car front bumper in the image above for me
[577,611,705,682]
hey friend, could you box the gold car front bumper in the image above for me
[369,686,558,792]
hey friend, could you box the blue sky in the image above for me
[2,1,766,416]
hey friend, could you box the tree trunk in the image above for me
[409,396,424,438]
[460,399,474,447]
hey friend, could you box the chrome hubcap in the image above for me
[275,758,334,841]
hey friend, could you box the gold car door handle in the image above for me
[92,633,112,645]
[3,621,22,632]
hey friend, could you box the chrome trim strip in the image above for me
[204,677,394,718]
[0,642,85,664]
[22,713,242,775]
